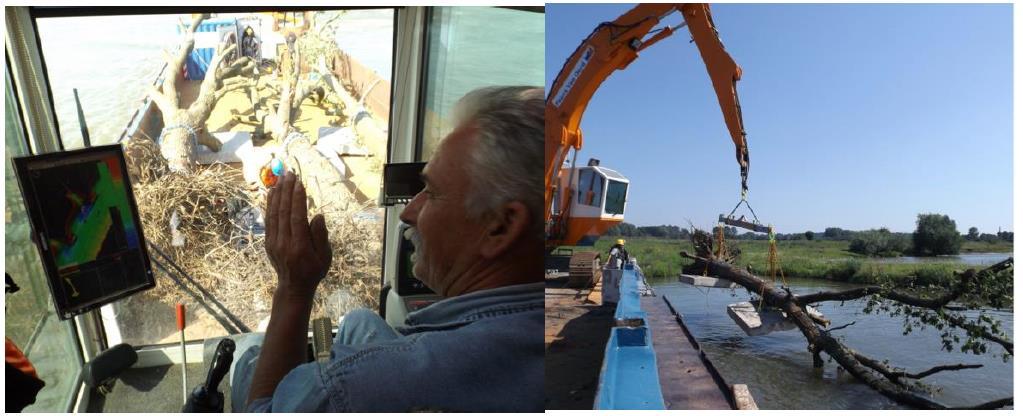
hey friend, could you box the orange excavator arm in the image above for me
[545,3,750,227]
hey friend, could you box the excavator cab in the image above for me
[552,163,630,247]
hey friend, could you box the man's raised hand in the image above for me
[265,172,332,299]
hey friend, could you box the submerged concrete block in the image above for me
[678,273,738,288]
[727,302,795,336]
[726,301,826,336]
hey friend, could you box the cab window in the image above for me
[416,7,544,161]
[576,169,604,207]
[32,8,394,345]
[604,180,627,215]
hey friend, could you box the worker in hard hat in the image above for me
[608,239,630,269]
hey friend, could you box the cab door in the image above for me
[381,6,545,326]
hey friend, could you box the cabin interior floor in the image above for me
[86,362,230,412]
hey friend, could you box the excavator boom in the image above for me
[545,3,750,248]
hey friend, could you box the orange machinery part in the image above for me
[176,303,186,331]
[5,337,39,379]
[545,3,751,247]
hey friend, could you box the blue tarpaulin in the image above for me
[179,18,237,80]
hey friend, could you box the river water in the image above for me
[652,277,1013,409]
[870,252,1010,266]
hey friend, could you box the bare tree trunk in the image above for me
[255,32,351,209]
[280,135,351,211]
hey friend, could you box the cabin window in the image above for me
[576,169,604,208]
[5,68,83,412]
[31,9,394,346]
[604,180,627,216]
[416,7,544,161]
[36,14,182,149]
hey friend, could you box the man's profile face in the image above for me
[399,125,487,297]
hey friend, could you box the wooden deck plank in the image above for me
[641,295,733,410]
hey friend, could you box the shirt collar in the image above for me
[404,282,543,326]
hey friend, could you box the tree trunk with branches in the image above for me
[146,13,354,211]
[680,245,1013,410]
[148,14,256,172]
[254,33,354,211]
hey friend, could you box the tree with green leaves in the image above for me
[849,228,909,257]
[966,227,980,241]
[913,214,962,256]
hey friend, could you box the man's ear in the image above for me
[479,201,530,259]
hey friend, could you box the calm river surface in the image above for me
[652,277,1013,409]
[870,252,1010,265]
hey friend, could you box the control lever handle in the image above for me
[204,338,235,393]
[182,338,235,413]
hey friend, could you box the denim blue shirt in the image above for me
[239,282,543,412]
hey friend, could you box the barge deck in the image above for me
[544,263,756,410]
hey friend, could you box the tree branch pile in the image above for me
[124,13,384,330]
[680,238,1013,409]
[681,228,740,275]
[124,148,382,329]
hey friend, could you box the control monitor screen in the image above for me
[382,162,426,205]
[13,144,155,319]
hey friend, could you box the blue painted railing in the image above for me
[613,263,646,323]
[594,263,666,410]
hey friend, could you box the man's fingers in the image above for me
[278,171,295,241]
[290,175,310,242]
[310,214,331,265]
[265,180,279,251]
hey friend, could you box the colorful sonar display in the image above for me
[47,157,140,269]
[14,145,154,319]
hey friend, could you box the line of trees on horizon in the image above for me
[606,214,1012,257]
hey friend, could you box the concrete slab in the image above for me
[726,301,825,336]
[727,302,795,336]
[196,131,253,165]
[317,126,369,156]
[679,273,738,289]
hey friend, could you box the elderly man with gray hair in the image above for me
[229,86,544,412]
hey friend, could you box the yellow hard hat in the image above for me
[617,239,625,245]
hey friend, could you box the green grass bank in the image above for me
[564,238,1012,286]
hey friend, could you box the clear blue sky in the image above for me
[546,3,1013,234]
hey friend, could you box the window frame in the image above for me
[5,56,87,413]
[23,5,399,350]
[411,6,545,162]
